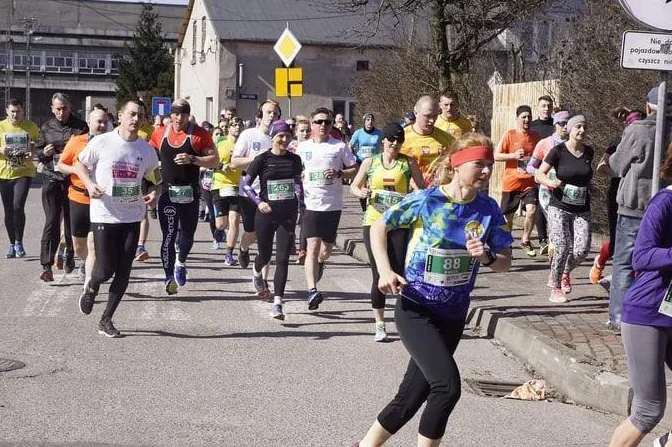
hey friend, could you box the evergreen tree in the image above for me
[115,3,173,108]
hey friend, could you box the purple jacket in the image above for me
[622,188,672,327]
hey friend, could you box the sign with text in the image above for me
[151,97,171,116]
[275,67,303,97]
[619,0,672,31]
[621,30,672,71]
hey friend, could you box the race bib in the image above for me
[424,247,475,287]
[111,182,140,204]
[561,184,587,206]
[267,178,295,201]
[218,186,238,198]
[168,185,194,204]
[371,189,404,213]
[4,132,29,156]
[307,170,333,187]
[53,153,61,172]
[659,281,672,318]
[359,145,375,159]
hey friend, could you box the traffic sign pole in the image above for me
[652,72,669,195]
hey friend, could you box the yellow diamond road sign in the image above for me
[274,27,302,67]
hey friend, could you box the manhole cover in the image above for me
[464,379,520,398]
[0,358,26,372]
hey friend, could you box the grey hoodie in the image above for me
[609,115,671,218]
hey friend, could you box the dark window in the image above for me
[356,60,370,71]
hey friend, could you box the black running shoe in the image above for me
[98,317,121,338]
[79,287,96,315]
[317,262,325,282]
[64,256,76,274]
[307,288,323,311]
[239,249,250,269]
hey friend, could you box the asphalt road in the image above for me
[0,184,653,445]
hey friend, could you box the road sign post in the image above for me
[274,26,303,116]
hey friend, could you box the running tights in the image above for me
[362,226,408,309]
[547,206,591,288]
[0,176,31,243]
[377,298,464,439]
[90,222,140,319]
[157,192,199,277]
[254,206,297,297]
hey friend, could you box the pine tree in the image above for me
[115,3,173,108]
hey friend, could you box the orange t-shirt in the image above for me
[498,129,541,192]
[149,124,214,154]
[60,133,90,205]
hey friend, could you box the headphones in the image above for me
[256,100,282,119]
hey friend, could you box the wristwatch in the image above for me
[481,247,497,266]
[189,155,197,164]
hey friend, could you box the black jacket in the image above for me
[35,114,88,182]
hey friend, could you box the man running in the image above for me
[57,109,110,282]
[434,90,473,139]
[75,99,160,338]
[0,98,40,259]
[297,107,358,310]
[35,93,89,281]
[149,99,218,295]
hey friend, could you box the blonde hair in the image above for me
[432,133,495,185]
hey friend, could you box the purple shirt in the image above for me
[622,188,672,327]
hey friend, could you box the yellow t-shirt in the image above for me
[434,114,472,139]
[138,123,155,141]
[211,138,241,191]
[362,154,412,226]
[400,126,454,178]
[0,119,40,180]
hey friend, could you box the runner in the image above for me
[434,90,473,139]
[149,99,218,295]
[290,117,312,265]
[356,134,512,446]
[241,120,303,319]
[350,113,384,211]
[35,93,89,281]
[230,100,281,273]
[0,98,40,259]
[57,109,110,282]
[75,99,160,337]
[350,122,424,341]
[297,107,358,310]
[212,117,244,266]
[535,115,594,303]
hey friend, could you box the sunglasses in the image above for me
[312,119,332,126]
[386,136,403,143]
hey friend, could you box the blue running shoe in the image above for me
[224,252,238,266]
[14,241,25,258]
[307,288,323,311]
[165,277,178,295]
[174,265,187,286]
[6,244,15,259]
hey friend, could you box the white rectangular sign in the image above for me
[621,30,672,71]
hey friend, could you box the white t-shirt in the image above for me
[78,130,159,224]
[232,127,272,194]
[297,137,357,211]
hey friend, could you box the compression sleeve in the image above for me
[240,173,261,206]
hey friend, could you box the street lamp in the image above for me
[23,18,38,120]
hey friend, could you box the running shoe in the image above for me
[98,317,121,338]
[6,244,15,259]
[606,320,621,334]
[317,261,326,282]
[520,241,536,257]
[40,267,54,282]
[14,241,25,258]
[307,288,323,311]
[374,322,388,342]
[135,245,149,262]
[224,252,238,266]
[269,304,285,320]
[549,288,567,303]
[561,273,572,294]
[252,275,269,297]
[295,249,306,265]
[589,256,604,285]
[165,277,178,295]
[77,263,86,281]
[55,254,64,270]
[598,275,612,293]
[174,265,188,286]
[239,248,250,269]
[538,242,549,256]
[653,431,671,447]
[79,282,96,315]
[211,240,221,250]
[64,256,76,274]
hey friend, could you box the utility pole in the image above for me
[4,0,15,106]
[22,17,38,120]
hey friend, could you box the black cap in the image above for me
[382,122,405,141]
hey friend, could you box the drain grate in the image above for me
[464,379,520,398]
[0,358,26,373]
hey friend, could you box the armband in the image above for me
[481,247,497,267]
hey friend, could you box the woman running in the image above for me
[357,133,513,446]
[535,115,594,303]
[241,120,303,320]
[350,122,424,342]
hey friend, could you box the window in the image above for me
[332,99,355,125]
[191,20,197,64]
[10,51,40,70]
[0,51,7,68]
[45,51,74,73]
[206,97,213,122]
[111,57,119,75]
[200,16,207,62]
[78,52,107,74]
[356,60,370,71]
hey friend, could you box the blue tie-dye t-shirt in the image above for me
[382,185,513,320]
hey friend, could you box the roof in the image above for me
[0,0,186,39]
[178,0,412,48]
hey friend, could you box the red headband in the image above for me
[450,146,494,167]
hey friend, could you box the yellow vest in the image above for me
[362,154,412,226]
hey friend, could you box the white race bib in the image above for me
[659,281,672,318]
[111,181,140,204]
[218,186,238,198]
[168,185,194,204]
[267,178,295,201]
[561,184,587,206]
[307,169,333,187]
[359,145,376,159]
[424,247,475,287]
[371,189,404,213]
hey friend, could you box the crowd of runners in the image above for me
[2,86,672,446]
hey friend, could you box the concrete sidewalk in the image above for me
[333,191,672,427]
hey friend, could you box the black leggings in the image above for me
[158,192,200,277]
[0,176,32,243]
[536,203,548,242]
[254,205,297,297]
[202,188,223,242]
[40,179,73,266]
[377,298,464,440]
[362,226,408,309]
[90,222,140,320]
